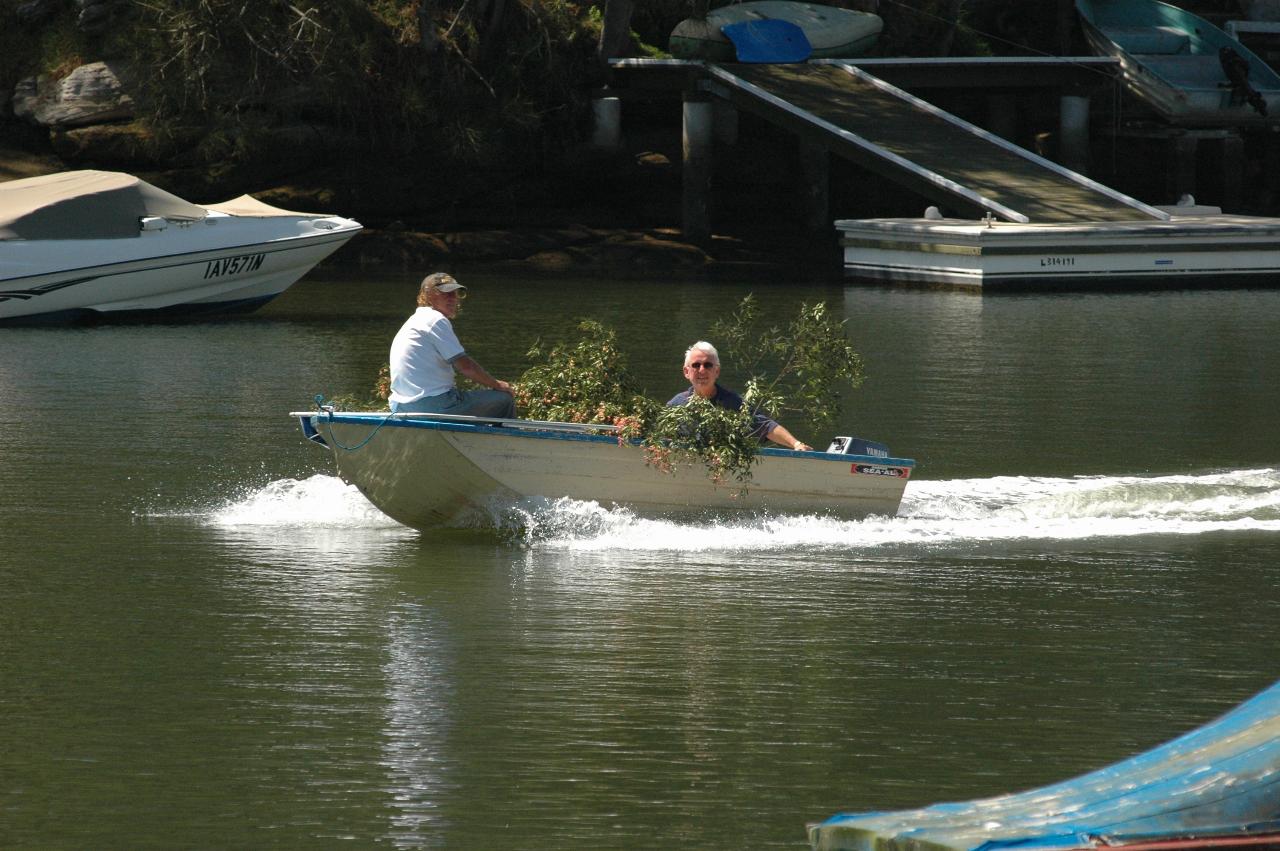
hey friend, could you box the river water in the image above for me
[2,271,1279,849]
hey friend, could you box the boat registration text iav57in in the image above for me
[1,170,361,323]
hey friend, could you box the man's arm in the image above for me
[765,423,812,452]
[453,355,512,394]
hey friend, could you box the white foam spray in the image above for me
[197,467,1280,551]
[206,474,404,529]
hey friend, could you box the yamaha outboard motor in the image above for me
[826,436,891,458]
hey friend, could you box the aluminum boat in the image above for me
[1,170,361,323]
[1077,0,1280,126]
[293,410,914,530]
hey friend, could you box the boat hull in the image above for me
[0,214,360,323]
[670,1,882,61]
[1076,0,1280,125]
[811,676,1280,851]
[298,413,914,530]
[838,213,1280,289]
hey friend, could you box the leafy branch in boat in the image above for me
[324,364,391,412]
[641,393,760,486]
[515,318,658,431]
[710,294,864,434]
[515,296,865,485]
[515,318,760,484]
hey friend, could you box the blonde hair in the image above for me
[684,341,719,367]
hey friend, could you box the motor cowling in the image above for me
[826,435,890,458]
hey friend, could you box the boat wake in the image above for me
[201,467,1280,550]
[198,474,406,530]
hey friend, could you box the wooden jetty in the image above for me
[706,62,1157,222]
[604,57,1145,242]
[602,57,1280,290]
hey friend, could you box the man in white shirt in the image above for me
[388,272,516,418]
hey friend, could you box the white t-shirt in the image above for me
[388,306,466,403]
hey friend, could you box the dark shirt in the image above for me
[665,383,778,441]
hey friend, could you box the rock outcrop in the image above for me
[12,61,135,128]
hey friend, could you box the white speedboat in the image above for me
[1,170,361,323]
[292,410,915,530]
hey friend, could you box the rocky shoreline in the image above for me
[1,142,811,281]
[338,224,800,280]
[0,41,830,281]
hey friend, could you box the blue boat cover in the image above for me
[811,678,1280,851]
[722,18,813,63]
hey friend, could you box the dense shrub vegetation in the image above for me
[0,0,1071,171]
[130,0,600,161]
[2,0,606,171]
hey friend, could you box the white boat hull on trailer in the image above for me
[294,411,915,530]
[837,211,1280,289]
[1,171,361,322]
[669,0,882,61]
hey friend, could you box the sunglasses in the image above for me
[437,289,466,299]
[687,361,717,370]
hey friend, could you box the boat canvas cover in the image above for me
[203,194,320,217]
[0,170,207,240]
[812,677,1280,851]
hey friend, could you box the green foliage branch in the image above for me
[324,364,392,412]
[640,393,760,486]
[514,318,762,485]
[119,0,599,164]
[710,294,864,434]
[515,318,656,431]
[515,296,865,485]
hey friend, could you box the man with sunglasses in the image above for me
[388,272,516,418]
[666,341,812,451]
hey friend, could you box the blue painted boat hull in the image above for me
[810,677,1280,851]
[294,411,915,530]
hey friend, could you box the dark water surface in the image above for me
[2,272,1279,849]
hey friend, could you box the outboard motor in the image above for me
[826,436,890,458]
[1220,46,1268,116]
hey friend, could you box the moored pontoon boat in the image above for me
[838,209,1280,289]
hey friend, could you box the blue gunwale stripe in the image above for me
[314,413,917,468]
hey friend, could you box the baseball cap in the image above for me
[422,272,466,294]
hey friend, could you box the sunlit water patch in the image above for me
[188,468,1280,551]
